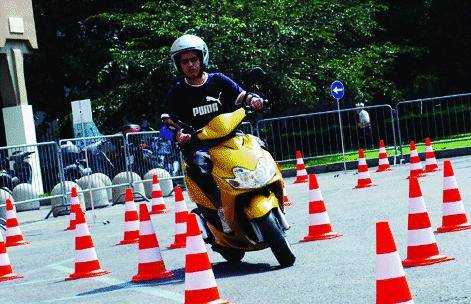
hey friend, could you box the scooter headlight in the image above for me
[225,158,275,189]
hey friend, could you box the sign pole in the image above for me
[336,98,347,174]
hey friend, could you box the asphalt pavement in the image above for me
[1,155,471,303]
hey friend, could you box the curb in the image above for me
[281,146,471,178]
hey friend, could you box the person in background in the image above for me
[355,102,373,149]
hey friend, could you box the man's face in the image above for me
[179,51,201,79]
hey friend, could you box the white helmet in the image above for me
[170,34,209,71]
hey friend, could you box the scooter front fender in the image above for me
[244,192,279,221]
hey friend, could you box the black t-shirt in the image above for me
[164,73,244,131]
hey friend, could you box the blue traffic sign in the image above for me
[330,81,345,100]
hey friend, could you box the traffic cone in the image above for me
[167,187,188,249]
[0,231,23,282]
[300,174,342,242]
[375,140,392,172]
[65,187,81,231]
[66,204,110,280]
[402,177,454,267]
[4,199,29,247]
[424,137,439,172]
[117,188,139,245]
[354,149,377,189]
[293,150,308,184]
[376,221,414,304]
[132,201,173,282]
[282,183,295,207]
[185,213,229,304]
[436,160,471,233]
[408,141,426,179]
[150,175,168,214]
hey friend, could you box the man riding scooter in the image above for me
[162,34,264,235]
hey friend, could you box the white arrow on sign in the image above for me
[333,87,344,94]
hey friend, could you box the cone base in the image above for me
[407,173,426,179]
[283,201,295,207]
[0,273,24,282]
[375,167,392,173]
[402,255,454,268]
[424,167,440,173]
[5,240,30,247]
[131,270,174,282]
[167,242,186,249]
[354,183,377,189]
[435,223,471,233]
[65,268,110,280]
[300,232,342,242]
[64,226,74,231]
[293,177,308,184]
[116,238,139,246]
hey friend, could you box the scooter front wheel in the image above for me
[257,210,296,267]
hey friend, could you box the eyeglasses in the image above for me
[180,56,199,65]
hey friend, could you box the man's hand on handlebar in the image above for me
[248,96,264,110]
[176,132,192,144]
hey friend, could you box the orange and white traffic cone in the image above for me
[300,174,342,242]
[375,139,392,172]
[376,221,414,304]
[150,175,168,214]
[66,204,110,280]
[132,201,173,282]
[185,213,229,304]
[0,231,23,282]
[65,187,81,231]
[354,149,377,189]
[167,187,188,249]
[424,137,439,172]
[117,188,139,245]
[408,141,426,179]
[293,150,308,184]
[436,160,471,233]
[4,199,29,247]
[402,177,453,267]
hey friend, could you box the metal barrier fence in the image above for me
[256,105,397,164]
[396,93,471,158]
[240,121,254,135]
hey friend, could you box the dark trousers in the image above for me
[184,146,219,201]
[358,126,373,150]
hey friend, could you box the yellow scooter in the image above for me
[184,106,295,267]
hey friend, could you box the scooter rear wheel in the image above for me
[257,210,295,267]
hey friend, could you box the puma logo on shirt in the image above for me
[193,102,219,116]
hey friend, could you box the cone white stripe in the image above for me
[75,223,90,237]
[124,220,140,232]
[296,158,303,165]
[309,211,330,225]
[175,203,188,213]
[70,196,79,205]
[358,158,367,166]
[358,171,371,179]
[6,210,16,219]
[443,177,458,190]
[186,236,207,255]
[309,189,323,202]
[425,158,437,165]
[0,253,11,266]
[75,247,98,263]
[408,197,427,214]
[407,228,436,246]
[410,162,422,170]
[185,269,217,290]
[152,184,161,191]
[6,226,21,237]
[378,158,389,165]
[70,212,76,221]
[139,221,155,235]
[298,169,307,176]
[125,202,137,212]
[175,222,187,234]
[410,150,419,157]
[443,201,466,216]
[153,197,165,204]
[376,252,405,280]
[425,146,433,152]
[379,147,387,153]
[138,247,163,263]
